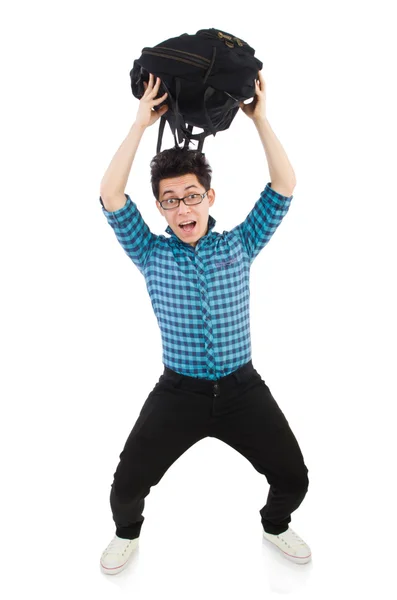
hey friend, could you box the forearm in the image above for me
[100,121,147,196]
[253,117,296,196]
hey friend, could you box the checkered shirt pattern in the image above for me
[100,182,292,380]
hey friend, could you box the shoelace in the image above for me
[106,536,133,554]
[278,528,306,548]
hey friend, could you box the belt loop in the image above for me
[166,374,183,388]
[163,367,183,388]
[232,360,253,384]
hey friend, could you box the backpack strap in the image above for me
[197,133,206,154]
[203,47,217,84]
[156,76,181,153]
[183,125,194,149]
[184,126,207,153]
[156,115,166,154]
[156,115,179,154]
[177,83,216,153]
[202,86,217,136]
[156,80,219,154]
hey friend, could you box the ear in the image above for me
[156,200,165,216]
[208,188,215,207]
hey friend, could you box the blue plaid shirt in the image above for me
[100,183,292,380]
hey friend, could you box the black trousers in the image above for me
[109,360,309,539]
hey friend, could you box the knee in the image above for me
[284,465,309,494]
[296,465,309,492]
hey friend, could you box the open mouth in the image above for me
[179,221,197,234]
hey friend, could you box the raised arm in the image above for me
[239,70,296,197]
[100,73,169,212]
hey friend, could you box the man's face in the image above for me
[156,174,215,248]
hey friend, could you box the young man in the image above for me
[99,72,311,575]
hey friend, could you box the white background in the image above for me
[1,0,396,598]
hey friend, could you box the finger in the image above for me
[145,73,157,96]
[257,71,265,88]
[152,92,168,105]
[152,76,162,94]
[143,74,152,94]
[147,75,162,98]
[147,72,154,89]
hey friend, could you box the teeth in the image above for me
[180,221,195,225]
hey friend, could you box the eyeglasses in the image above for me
[159,190,209,210]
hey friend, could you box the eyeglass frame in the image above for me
[158,190,210,210]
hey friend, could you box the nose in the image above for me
[178,202,192,215]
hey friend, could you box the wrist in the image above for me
[253,115,268,127]
[131,120,148,132]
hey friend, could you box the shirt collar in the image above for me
[165,214,216,241]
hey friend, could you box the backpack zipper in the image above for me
[156,46,211,63]
[218,31,244,47]
[196,29,245,48]
[142,47,210,69]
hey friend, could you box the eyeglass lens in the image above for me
[162,194,202,209]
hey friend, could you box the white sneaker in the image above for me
[263,527,312,564]
[100,534,139,575]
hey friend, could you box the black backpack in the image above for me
[130,28,263,154]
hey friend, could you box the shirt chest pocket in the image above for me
[210,250,246,290]
[213,241,245,271]
[214,256,239,269]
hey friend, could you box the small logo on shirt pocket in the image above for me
[215,257,238,269]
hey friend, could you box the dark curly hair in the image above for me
[150,146,212,202]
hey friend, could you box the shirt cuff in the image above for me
[99,194,131,221]
[263,182,293,207]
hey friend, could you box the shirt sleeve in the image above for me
[99,194,157,275]
[230,182,293,264]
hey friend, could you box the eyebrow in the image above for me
[162,184,198,197]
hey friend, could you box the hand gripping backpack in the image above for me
[130,28,263,154]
